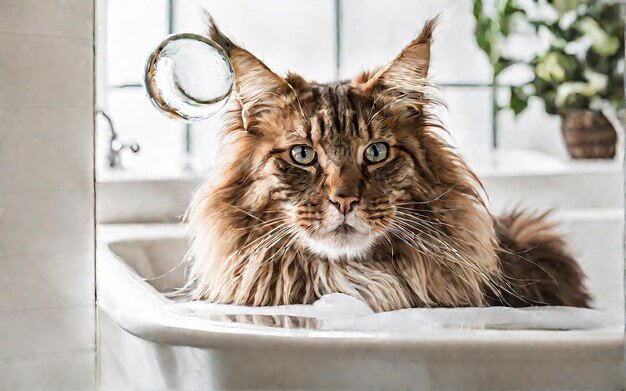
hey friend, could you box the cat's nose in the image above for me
[329,194,360,214]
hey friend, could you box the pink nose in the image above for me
[329,194,360,214]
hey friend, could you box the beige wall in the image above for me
[0,1,95,390]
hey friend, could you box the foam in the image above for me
[174,293,621,332]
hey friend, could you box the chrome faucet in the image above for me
[96,109,140,169]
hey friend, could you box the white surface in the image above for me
[100,88,186,175]
[177,293,619,332]
[339,0,492,84]
[0,306,94,361]
[0,34,93,108]
[0,3,95,386]
[0,107,92,193]
[106,0,168,86]
[0,250,94,312]
[173,0,337,83]
[96,223,624,389]
[0,351,95,391]
[0,190,94,257]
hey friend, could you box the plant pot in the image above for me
[560,110,617,159]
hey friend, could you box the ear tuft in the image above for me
[203,11,236,54]
[413,15,437,47]
[202,12,290,130]
[361,16,439,93]
[285,72,309,91]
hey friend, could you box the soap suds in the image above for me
[174,293,620,332]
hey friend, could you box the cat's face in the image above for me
[209,17,470,260]
[252,81,422,259]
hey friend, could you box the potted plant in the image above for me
[473,0,624,159]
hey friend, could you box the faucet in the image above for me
[96,109,140,169]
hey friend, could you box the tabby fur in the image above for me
[183,16,590,311]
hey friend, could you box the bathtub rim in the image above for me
[96,223,624,354]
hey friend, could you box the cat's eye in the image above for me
[363,142,389,164]
[290,145,316,166]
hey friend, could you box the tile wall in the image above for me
[102,0,569,176]
[0,1,95,390]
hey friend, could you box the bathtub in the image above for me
[96,223,624,390]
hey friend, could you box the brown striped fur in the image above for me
[183,16,590,311]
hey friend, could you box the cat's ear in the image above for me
[205,13,291,129]
[360,17,436,94]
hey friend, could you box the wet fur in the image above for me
[183,16,590,311]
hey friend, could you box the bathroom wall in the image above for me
[0,1,95,390]
[100,0,570,176]
[101,0,338,174]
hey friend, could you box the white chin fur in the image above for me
[303,235,376,260]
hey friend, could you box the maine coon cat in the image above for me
[184,16,590,312]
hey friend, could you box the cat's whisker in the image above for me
[366,87,402,122]
[239,223,291,252]
[222,202,266,222]
[391,229,483,301]
[392,218,532,303]
[285,80,311,127]
[367,92,408,126]
[391,219,494,283]
[394,210,484,244]
[394,206,465,213]
[232,216,288,231]
[394,186,456,206]
[266,230,302,264]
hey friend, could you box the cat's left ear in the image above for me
[360,17,436,95]
[205,13,292,130]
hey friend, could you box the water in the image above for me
[145,33,234,122]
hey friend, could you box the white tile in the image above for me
[0,107,93,193]
[497,97,568,159]
[174,0,337,83]
[0,0,93,39]
[0,351,95,391]
[106,0,168,85]
[0,34,93,108]
[103,88,185,174]
[438,86,492,157]
[189,112,222,171]
[0,190,94,257]
[339,0,492,84]
[0,251,93,312]
[559,215,624,312]
[482,168,623,213]
[96,179,198,224]
[0,306,94,360]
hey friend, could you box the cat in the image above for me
[183,15,591,312]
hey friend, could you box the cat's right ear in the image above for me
[358,17,436,98]
[205,13,291,130]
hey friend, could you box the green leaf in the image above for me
[510,87,529,116]
[555,81,598,108]
[536,52,567,82]
[574,16,620,56]
[471,0,624,113]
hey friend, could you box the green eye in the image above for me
[290,145,316,166]
[364,142,389,164]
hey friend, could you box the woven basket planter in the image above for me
[560,110,617,159]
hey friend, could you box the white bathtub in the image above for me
[96,224,624,390]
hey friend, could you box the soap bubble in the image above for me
[145,33,234,122]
